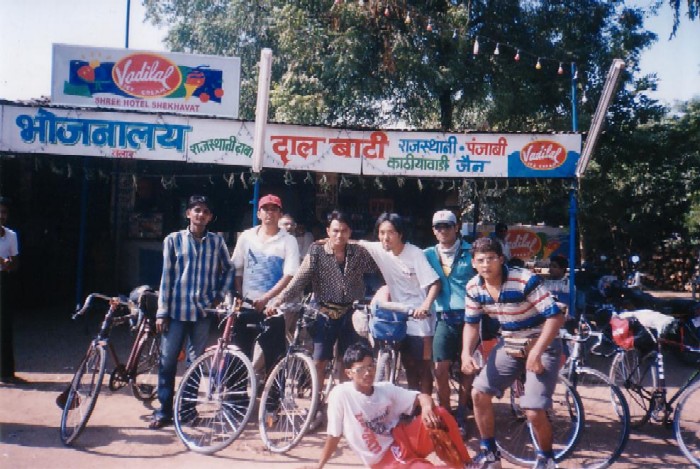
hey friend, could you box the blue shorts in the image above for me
[311,312,360,361]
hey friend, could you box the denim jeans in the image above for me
[155,316,212,420]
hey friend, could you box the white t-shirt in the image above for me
[360,241,439,336]
[326,381,418,467]
[231,227,300,300]
[0,226,19,272]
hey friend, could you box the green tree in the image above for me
[668,0,699,37]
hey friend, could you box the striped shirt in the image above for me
[465,265,560,337]
[157,229,235,322]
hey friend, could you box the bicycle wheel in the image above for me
[674,379,700,467]
[59,344,107,445]
[609,349,657,427]
[131,333,161,401]
[496,375,583,466]
[374,347,395,384]
[259,352,319,453]
[559,367,630,468]
[174,347,256,454]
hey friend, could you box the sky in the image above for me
[1,0,698,106]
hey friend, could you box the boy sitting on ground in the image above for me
[306,341,471,469]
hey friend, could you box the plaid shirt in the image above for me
[157,229,235,321]
[465,265,560,337]
[277,242,379,305]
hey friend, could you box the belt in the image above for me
[318,302,352,320]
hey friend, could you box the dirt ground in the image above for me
[1,290,697,468]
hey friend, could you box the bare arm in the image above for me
[526,313,565,374]
[416,393,442,428]
[460,322,481,375]
[414,280,440,319]
[260,274,294,314]
[301,435,341,469]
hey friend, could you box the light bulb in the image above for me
[558,63,564,75]
[514,50,520,61]
[582,91,588,103]
[384,6,390,17]
[473,38,479,55]
[452,29,458,40]
[494,43,500,55]
[536,58,542,70]
[426,20,433,32]
[405,12,411,24]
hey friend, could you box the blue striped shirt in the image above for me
[465,265,560,336]
[157,229,235,322]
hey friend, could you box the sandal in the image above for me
[148,416,172,430]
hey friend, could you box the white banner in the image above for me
[51,44,241,118]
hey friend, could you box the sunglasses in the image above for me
[433,223,454,230]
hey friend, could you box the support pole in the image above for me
[251,48,273,227]
[568,181,577,317]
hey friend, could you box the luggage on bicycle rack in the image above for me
[610,315,656,355]
[370,302,411,342]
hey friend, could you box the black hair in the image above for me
[472,237,504,256]
[550,254,568,270]
[374,212,404,240]
[326,210,352,228]
[187,195,212,211]
[495,222,508,233]
[343,341,374,369]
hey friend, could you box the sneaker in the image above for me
[307,409,325,432]
[533,455,557,469]
[466,449,502,469]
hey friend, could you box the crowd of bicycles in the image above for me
[57,284,699,468]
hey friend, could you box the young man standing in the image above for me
[360,213,440,395]
[308,341,471,469]
[0,197,20,383]
[151,195,234,429]
[230,194,299,376]
[423,210,474,431]
[462,238,563,469]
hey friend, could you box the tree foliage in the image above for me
[668,0,699,37]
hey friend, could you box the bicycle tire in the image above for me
[131,332,161,401]
[173,347,256,454]
[674,378,700,467]
[375,347,395,384]
[496,375,583,466]
[559,367,630,468]
[609,349,657,427]
[59,343,107,445]
[259,352,319,453]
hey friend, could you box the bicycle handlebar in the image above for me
[73,293,133,320]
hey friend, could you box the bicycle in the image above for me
[609,318,700,467]
[58,288,161,445]
[258,301,338,453]
[172,296,257,454]
[556,315,630,468]
[365,301,415,385]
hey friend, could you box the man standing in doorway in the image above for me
[151,195,235,429]
[424,209,474,432]
[231,194,299,377]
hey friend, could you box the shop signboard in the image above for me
[51,44,240,118]
[473,224,570,260]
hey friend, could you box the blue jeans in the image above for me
[155,316,212,420]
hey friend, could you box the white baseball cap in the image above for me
[432,210,457,226]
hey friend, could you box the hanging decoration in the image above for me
[284,170,296,185]
[396,177,405,187]
[339,175,353,189]
[304,172,314,184]
[374,177,385,190]
[239,171,248,189]
[223,173,236,188]
[417,179,423,191]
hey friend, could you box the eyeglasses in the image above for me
[474,256,501,265]
[433,223,454,231]
[349,364,376,375]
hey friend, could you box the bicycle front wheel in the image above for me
[496,375,583,466]
[674,378,700,467]
[131,332,161,401]
[609,349,657,427]
[558,367,630,468]
[59,343,107,445]
[174,347,256,454]
[259,352,319,453]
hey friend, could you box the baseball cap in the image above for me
[432,210,457,226]
[258,194,282,209]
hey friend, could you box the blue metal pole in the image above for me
[568,62,578,317]
[252,179,260,227]
[75,158,89,308]
[125,0,131,48]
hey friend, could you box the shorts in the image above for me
[432,320,464,363]
[311,312,361,361]
[400,335,433,361]
[472,337,563,410]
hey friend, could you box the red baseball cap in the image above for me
[258,194,282,209]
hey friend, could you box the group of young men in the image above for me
[153,193,566,469]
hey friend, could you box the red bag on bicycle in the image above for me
[610,316,635,350]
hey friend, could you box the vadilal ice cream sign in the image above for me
[51,44,240,118]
